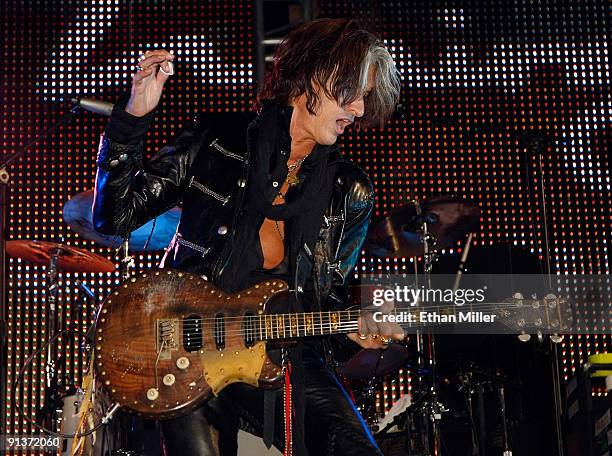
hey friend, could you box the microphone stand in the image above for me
[0,167,7,436]
[0,105,82,435]
[523,133,565,456]
[414,201,447,456]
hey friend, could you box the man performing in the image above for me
[93,18,401,456]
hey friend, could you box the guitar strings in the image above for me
[128,301,539,325]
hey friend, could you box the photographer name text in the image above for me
[373,310,497,323]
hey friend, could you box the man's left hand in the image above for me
[347,314,404,349]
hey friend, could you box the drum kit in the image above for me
[7,188,484,455]
[6,191,181,455]
[339,195,486,456]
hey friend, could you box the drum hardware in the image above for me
[364,195,482,455]
[413,198,447,456]
[75,279,97,354]
[5,239,113,391]
[63,189,181,278]
[5,240,116,274]
[0,106,105,437]
[365,195,481,259]
[12,318,119,443]
[452,363,522,456]
[119,238,135,280]
[6,239,119,446]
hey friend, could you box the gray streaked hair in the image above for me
[257,19,401,127]
[355,41,402,128]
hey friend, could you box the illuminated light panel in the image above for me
[3,0,255,435]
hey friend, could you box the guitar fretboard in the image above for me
[248,310,361,340]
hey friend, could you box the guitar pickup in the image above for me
[156,318,179,360]
[214,313,225,350]
[183,314,203,352]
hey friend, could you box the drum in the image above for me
[59,389,84,456]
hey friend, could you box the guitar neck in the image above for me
[255,310,361,341]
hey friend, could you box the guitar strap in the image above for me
[263,389,276,448]
[283,355,293,456]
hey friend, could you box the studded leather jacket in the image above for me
[92,106,374,314]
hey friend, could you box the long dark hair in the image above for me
[256,18,401,128]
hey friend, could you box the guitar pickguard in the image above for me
[200,341,267,395]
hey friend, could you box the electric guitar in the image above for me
[95,269,570,419]
[94,269,360,419]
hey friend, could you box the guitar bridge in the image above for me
[156,318,179,359]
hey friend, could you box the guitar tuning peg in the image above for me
[550,334,564,343]
[518,333,531,342]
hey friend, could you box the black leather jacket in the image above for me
[93,107,375,313]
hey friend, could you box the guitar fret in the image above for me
[281,314,286,338]
[320,312,327,336]
[257,310,361,341]
[291,314,299,337]
[276,315,283,339]
[299,313,304,337]
[311,312,316,336]
[318,312,324,336]
[305,313,313,336]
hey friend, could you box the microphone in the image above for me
[71,97,114,116]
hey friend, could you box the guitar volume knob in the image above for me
[147,388,159,401]
[176,357,190,370]
[163,374,176,386]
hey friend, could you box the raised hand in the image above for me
[126,49,175,117]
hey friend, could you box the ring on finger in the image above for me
[372,334,391,345]
[159,61,174,75]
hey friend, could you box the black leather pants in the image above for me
[161,345,383,456]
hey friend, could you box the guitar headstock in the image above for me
[498,292,574,338]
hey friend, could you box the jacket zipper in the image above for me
[189,176,230,205]
[210,138,246,162]
[176,234,211,257]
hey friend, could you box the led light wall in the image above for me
[1,0,609,437]
[1,0,254,438]
[318,0,610,404]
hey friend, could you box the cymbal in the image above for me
[337,343,412,380]
[6,240,115,273]
[366,195,481,258]
[63,190,181,251]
